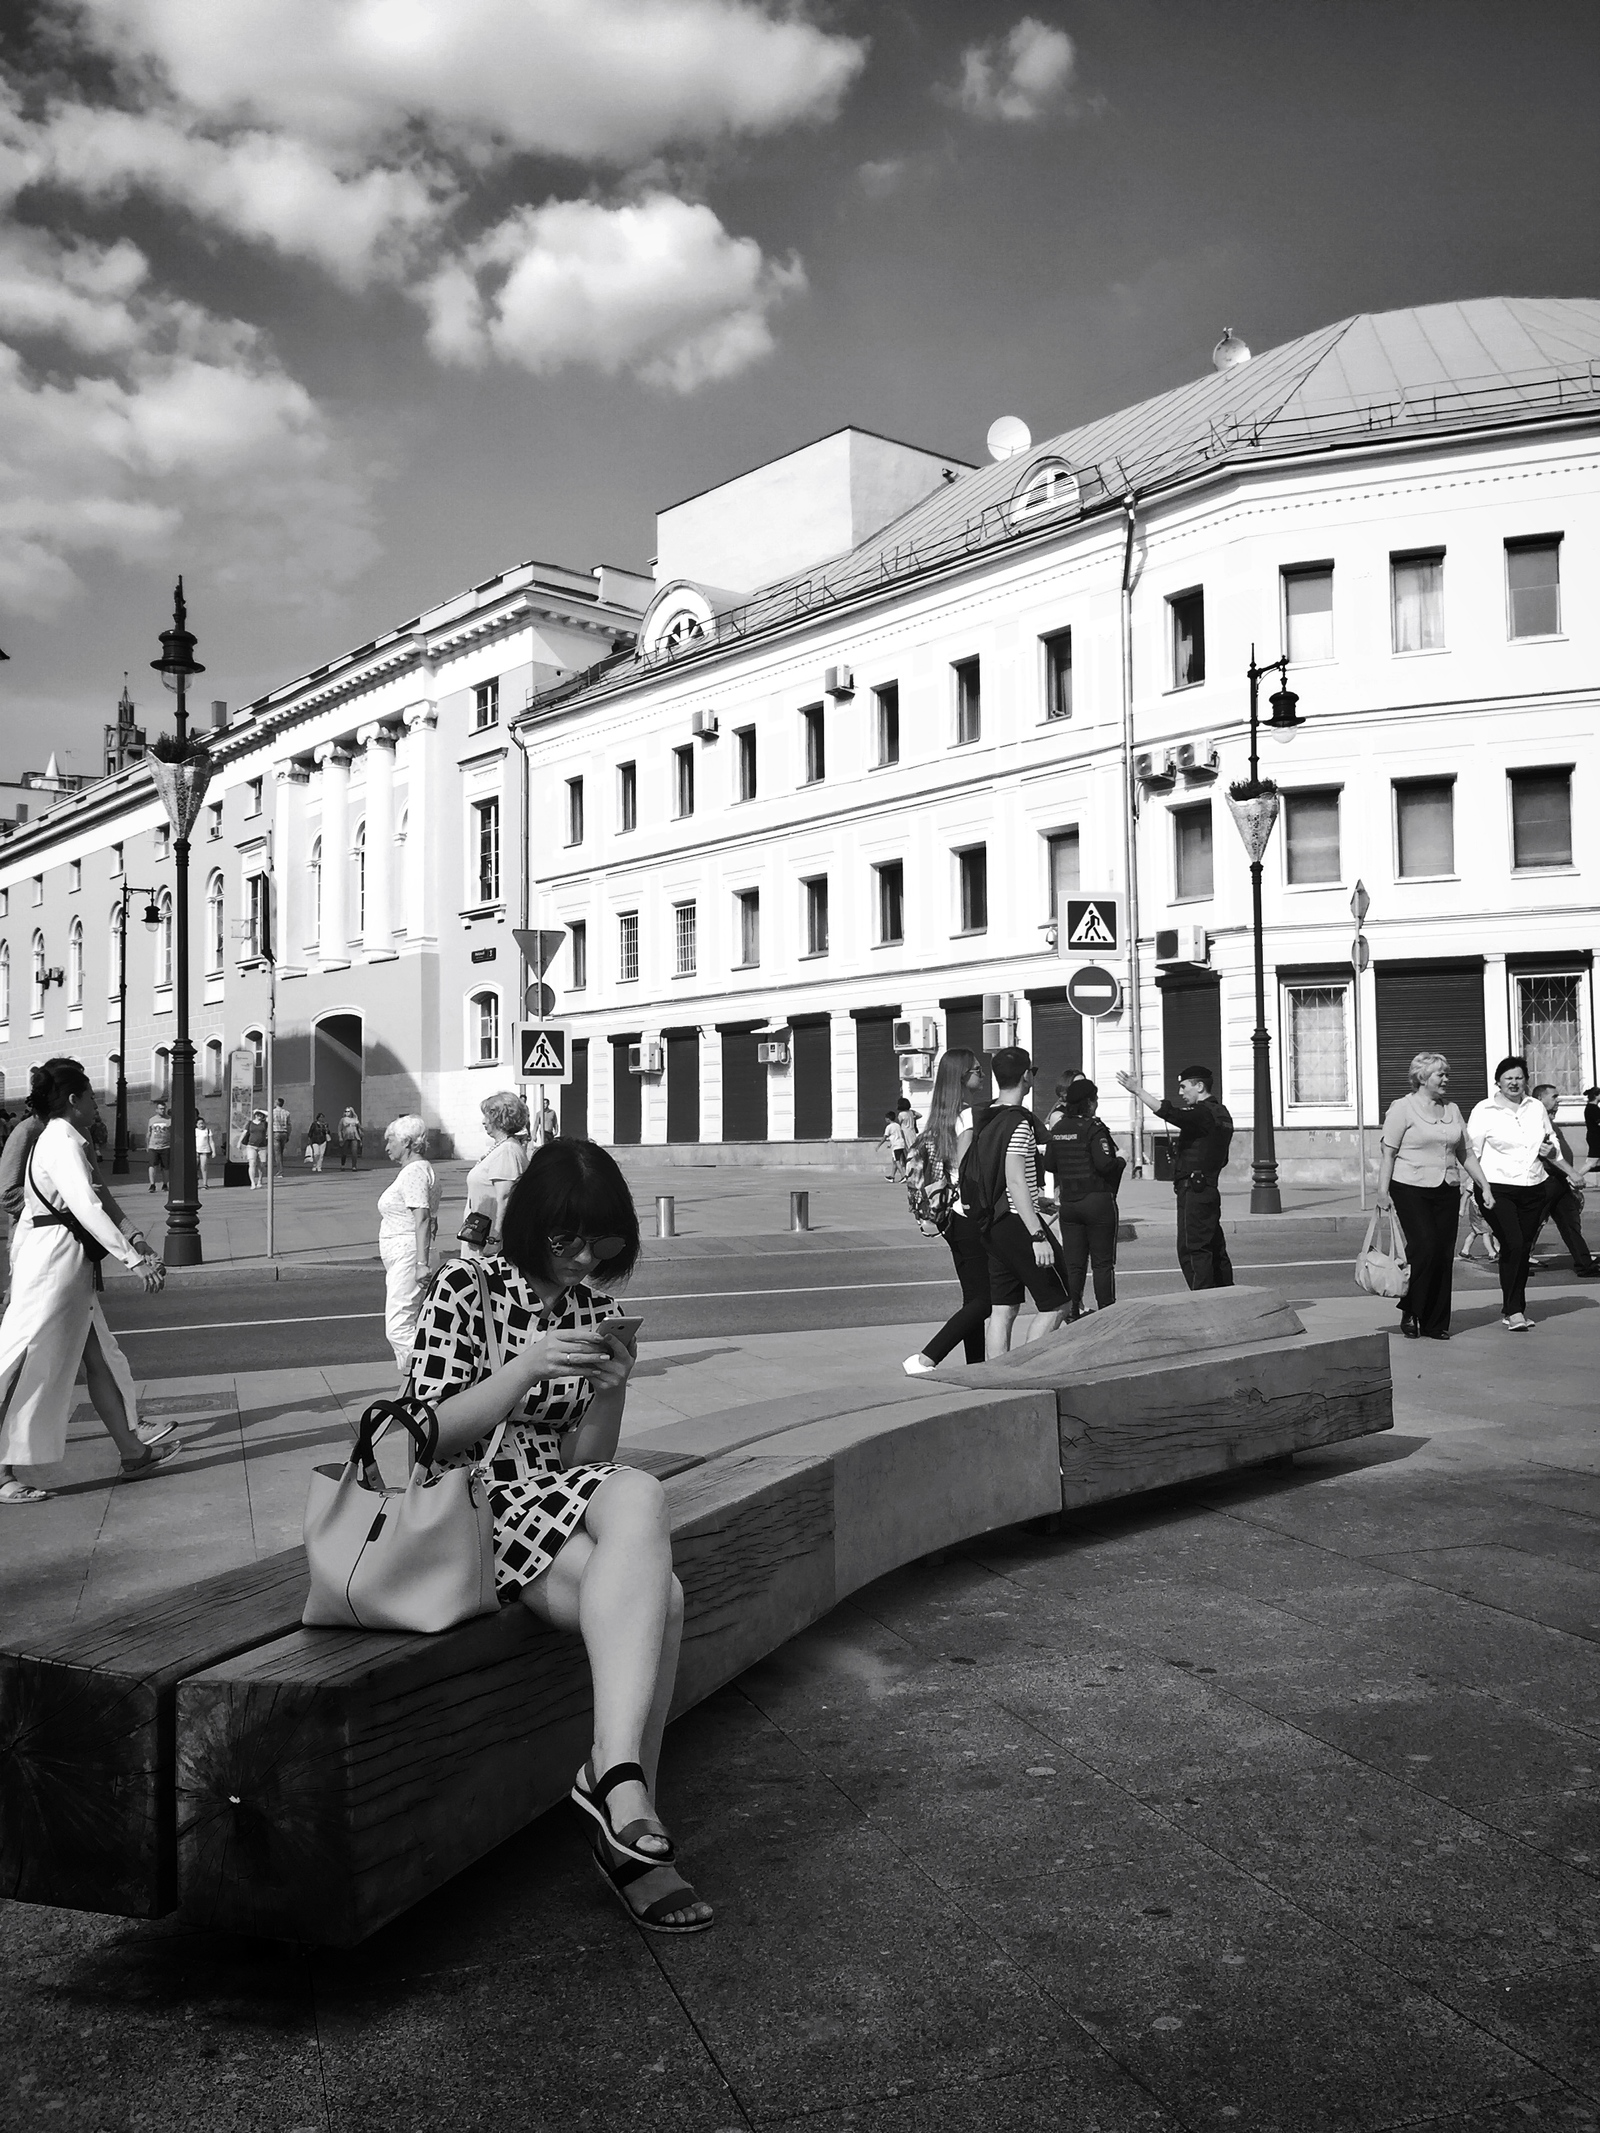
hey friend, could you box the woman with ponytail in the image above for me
[0,1061,166,1503]
[902,1048,992,1375]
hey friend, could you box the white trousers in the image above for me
[380,1236,427,1376]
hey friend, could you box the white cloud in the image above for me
[857,157,908,201]
[422,192,805,393]
[946,17,1079,124]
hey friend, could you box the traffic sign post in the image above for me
[1059,893,1123,957]
[515,1022,573,1084]
[1351,880,1370,1208]
[1065,965,1122,1019]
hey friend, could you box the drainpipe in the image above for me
[1119,494,1147,1176]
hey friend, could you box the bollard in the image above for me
[790,1190,809,1232]
[655,1194,675,1238]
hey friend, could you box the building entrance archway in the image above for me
[314,1012,364,1136]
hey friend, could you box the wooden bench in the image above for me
[2,1288,1390,1943]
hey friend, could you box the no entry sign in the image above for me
[1065,965,1122,1019]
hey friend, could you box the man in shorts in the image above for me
[969,1047,1068,1355]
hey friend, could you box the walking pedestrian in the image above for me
[1466,1056,1585,1330]
[463,1092,529,1259]
[1583,1085,1600,1178]
[0,1062,168,1503]
[962,1047,1068,1355]
[145,1099,171,1195]
[377,1115,440,1373]
[1117,1064,1235,1289]
[1041,1075,1125,1318]
[877,1108,908,1182]
[194,1110,215,1193]
[1530,1082,1600,1277]
[243,1106,270,1188]
[1375,1052,1493,1339]
[407,1139,711,1933]
[337,1105,363,1169]
[271,1097,292,1177]
[901,1048,991,1374]
[305,1112,330,1171]
[531,1096,560,1149]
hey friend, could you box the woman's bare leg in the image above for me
[82,1327,143,1461]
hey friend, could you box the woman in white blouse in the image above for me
[1466,1055,1583,1330]
[1376,1051,1493,1340]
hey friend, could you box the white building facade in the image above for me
[519,300,1599,1177]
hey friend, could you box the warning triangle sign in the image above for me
[523,1030,564,1074]
[1068,900,1117,948]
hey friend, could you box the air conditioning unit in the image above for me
[1174,739,1219,778]
[1134,750,1174,785]
[891,1015,940,1052]
[824,665,854,697]
[981,991,1018,1051]
[628,1042,664,1074]
[898,1050,935,1082]
[1155,925,1210,968]
[690,709,718,739]
[756,1039,790,1066]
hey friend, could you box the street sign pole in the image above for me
[1351,880,1371,1210]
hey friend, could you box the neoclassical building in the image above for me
[517,299,1598,1175]
[0,558,648,1154]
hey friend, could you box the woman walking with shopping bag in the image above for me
[1467,1055,1585,1330]
[1376,1052,1493,1339]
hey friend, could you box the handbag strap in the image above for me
[472,1258,512,1472]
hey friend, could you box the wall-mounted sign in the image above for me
[470,946,497,964]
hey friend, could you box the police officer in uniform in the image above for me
[1041,1075,1124,1315]
[1117,1063,1235,1289]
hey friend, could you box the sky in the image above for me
[1,0,1597,781]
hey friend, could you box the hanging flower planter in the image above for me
[1226,778,1281,862]
[148,734,214,843]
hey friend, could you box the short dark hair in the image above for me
[1531,1082,1558,1100]
[500,1138,640,1288]
[1178,1063,1215,1093]
[1493,1055,1530,1083]
[990,1046,1033,1091]
[1057,1076,1099,1117]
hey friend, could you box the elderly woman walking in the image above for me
[1467,1055,1585,1331]
[1376,1052,1493,1340]
[462,1091,529,1259]
[376,1115,440,1373]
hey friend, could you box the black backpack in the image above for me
[956,1107,1030,1234]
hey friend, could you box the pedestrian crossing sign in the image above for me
[1062,894,1122,955]
[515,1022,572,1083]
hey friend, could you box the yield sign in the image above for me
[1063,895,1120,953]
[515,1022,572,1083]
[513,928,566,978]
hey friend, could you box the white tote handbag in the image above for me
[1354,1209,1410,1300]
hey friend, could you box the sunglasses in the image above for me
[548,1231,624,1261]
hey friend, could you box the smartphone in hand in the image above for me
[604,1314,643,1355]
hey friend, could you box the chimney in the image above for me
[209,699,228,731]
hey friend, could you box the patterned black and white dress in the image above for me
[407,1257,624,1596]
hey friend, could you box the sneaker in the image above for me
[902,1354,937,1376]
[1502,1313,1532,1331]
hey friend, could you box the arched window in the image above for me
[310,837,323,942]
[0,941,9,1025]
[1007,456,1081,529]
[67,917,84,1007]
[352,821,366,935]
[108,902,125,997]
[154,890,173,987]
[396,805,409,845]
[30,929,45,1016]
[152,1046,171,1101]
[470,990,500,1065]
[243,1027,265,1094]
[204,1037,224,1095]
[205,870,225,973]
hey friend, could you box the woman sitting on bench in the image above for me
[405,1138,711,1935]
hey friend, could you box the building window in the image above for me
[876,860,904,945]
[1509,767,1573,869]
[956,846,988,933]
[30,930,45,1016]
[0,941,8,1024]
[153,1046,171,1101]
[1506,537,1561,640]
[107,902,123,993]
[1517,972,1584,1096]
[1284,788,1342,885]
[733,726,757,802]
[309,837,322,940]
[155,824,170,859]
[565,776,585,846]
[0,889,6,918]
[1173,801,1214,901]
[352,821,366,932]
[244,1028,265,1094]
[69,859,82,893]
[31,875,43,906]
[471,990,500,1063]
[207,802,223,841]
[874,683,900,767]
[954,658,981,744]
[205,1037,224,1095]
[1283,566,1334,665]
[1391,550,1444,652]
[735,889,760,968]
[1043,629,1073,720]
[673,744,695,819]
[801,702,826,784]
[472,797,500,903]
[67,918,83,1007]
[1047,828,1080,917]
[1395,777,1455,878]
[569,919,587,990]
[803,876,829,956]
[618,910,639,983]
[154,891,174,986]
[248,873,270,960]
[205,870,225,971]
[674,902,697,977]
[110,845,122,878]
[618,761,637,833]
[1170,590,1205,687]
[1285,983,1350,1105]
[245,777,263,817]
[474,677,499,730]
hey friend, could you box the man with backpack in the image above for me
[958,1046,1068,1356]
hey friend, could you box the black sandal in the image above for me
[589,1829,712,1935]
[571,1759,676,1866]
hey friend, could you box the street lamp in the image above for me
[109,885,163,1174]
[1225,646,1305,1215]
[149,578,212,1264]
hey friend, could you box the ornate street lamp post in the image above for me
[149,579,212,1264]
[110,883,163,1175]
[1225,647,1305,1215]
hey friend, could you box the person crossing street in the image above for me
[1117,1064,1235,1289]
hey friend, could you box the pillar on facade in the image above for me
[402,702,437,946]
[316,742,352,968]
[357,723,398,961]
[273,761,309,969]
